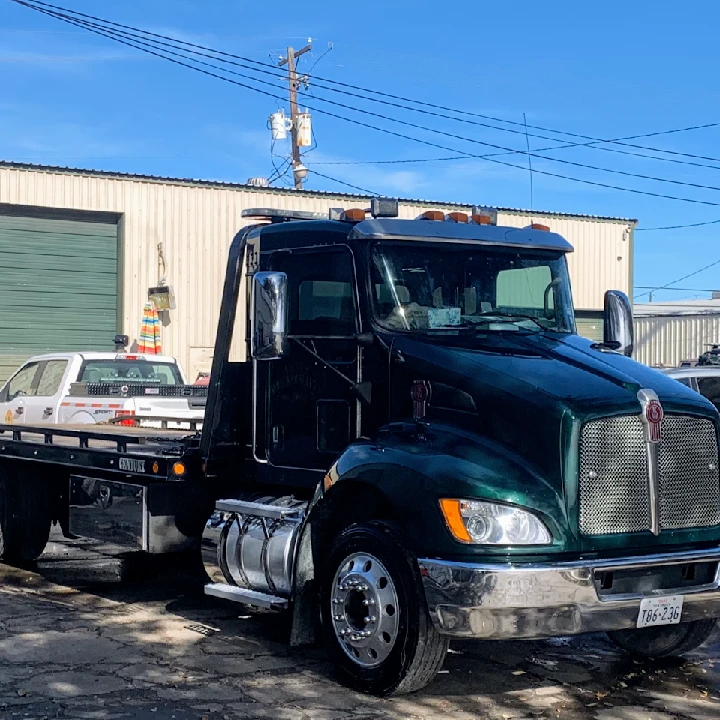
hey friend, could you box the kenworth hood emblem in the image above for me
[638,388,664,444]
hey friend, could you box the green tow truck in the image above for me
[2,200,720,695]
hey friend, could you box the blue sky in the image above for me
[2,0,720,301]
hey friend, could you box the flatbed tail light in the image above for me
[445,212,469,223]
[418,210,444,221]
[114,410,136,427]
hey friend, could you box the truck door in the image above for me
[0,361,41,424]
[22,359,70,424]
[265,246,359,471]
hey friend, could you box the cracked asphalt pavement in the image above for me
[2,530,720,719]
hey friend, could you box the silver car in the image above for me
[663,366,720,412]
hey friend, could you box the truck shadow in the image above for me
[8,540,720,719]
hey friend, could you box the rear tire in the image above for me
[608,619,716,658]
[0,462,52,564]
[320,522,449,696]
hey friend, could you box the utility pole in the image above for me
[279,43,312,189]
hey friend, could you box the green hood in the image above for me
[381,331,720,557]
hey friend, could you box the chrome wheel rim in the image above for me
[330,552,399,668]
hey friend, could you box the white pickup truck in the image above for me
[0,352,206,428]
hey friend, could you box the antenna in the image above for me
[523,112,534,213]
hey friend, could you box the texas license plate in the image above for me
[637,595,684,628]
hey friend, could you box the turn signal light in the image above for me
[472,214,493,225]
[531,223,550,231]
[446,212,469,223]
[439,499,472,543]
[419,210,445,221]
[172,461,186,477]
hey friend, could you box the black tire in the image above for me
[0,462,52,564]
[608,619,717,658]
[319,522,449,696]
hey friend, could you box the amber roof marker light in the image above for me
[418,210,445,221]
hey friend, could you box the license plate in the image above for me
[637,595,684,628]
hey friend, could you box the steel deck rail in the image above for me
[0,422,192,481]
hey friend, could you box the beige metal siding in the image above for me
[634,315,720,367]
[0,165,632,379]
[496,211,632,311]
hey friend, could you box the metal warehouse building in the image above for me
[634,299,720,367]
[0,161,636,382]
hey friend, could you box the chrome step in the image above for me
[215,498,303,520]
[204,583,288,610]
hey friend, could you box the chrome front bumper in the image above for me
[419,548,720,639]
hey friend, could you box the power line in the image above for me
[17,1,720,172]
[634,258,720,299]
[637,218,720,231]
[636,286,719,292]
[308,169,377,195]
[17,2,720,207]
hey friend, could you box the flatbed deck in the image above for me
[0,422,196,481]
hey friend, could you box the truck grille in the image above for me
[579,414,720,536]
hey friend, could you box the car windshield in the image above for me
[370,241,575,334]
[78,360,182,385]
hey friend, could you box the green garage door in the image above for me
[0,214,118,383]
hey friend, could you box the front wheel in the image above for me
[320,522,449,696]
[608,619,716,658]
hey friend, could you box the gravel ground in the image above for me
[1,530,720,720]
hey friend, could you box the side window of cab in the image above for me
[273,247,358,337]
[2,362,40,401]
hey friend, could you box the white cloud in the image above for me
[143,26,217,47]
[0,49,137,67]
[0,121,136,163]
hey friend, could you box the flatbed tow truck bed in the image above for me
[0,422,195,481]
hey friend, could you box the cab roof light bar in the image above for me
[241,208,326,223]
[369,198,399,218]
[329,197,399,223]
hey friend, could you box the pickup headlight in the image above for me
[440,499,552,545]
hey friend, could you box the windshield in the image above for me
[371,241,575,334]
[78,360,182,385]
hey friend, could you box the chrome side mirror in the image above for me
[603,290,633,357]
[251,272,288,360]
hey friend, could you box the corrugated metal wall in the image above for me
[634,315,720,367]
[497,210,632,312]
[0,165,633,379]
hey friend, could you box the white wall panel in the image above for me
[0,165,633,378]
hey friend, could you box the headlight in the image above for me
[440,499,552,545]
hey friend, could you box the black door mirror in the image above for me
[603,290,633,357]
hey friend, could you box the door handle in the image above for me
[15,406,24,416]
[43,407,53,417]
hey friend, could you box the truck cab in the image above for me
[198,203,720,694]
